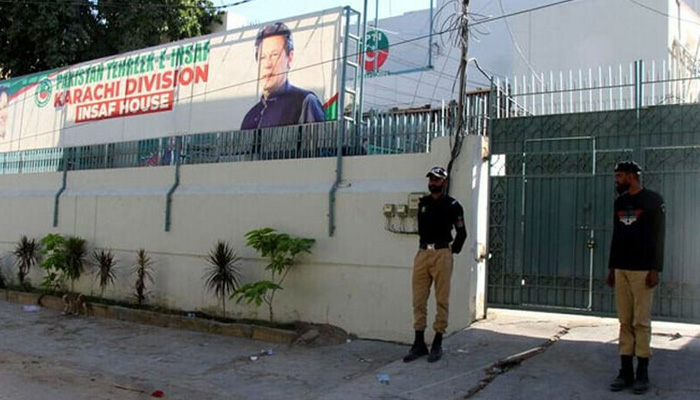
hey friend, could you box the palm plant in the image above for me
[13,236,40,287]
[64,236,88,293]
[92,249,117,297]
[133,249,153,306]
[204,241,241,317]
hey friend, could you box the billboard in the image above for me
[0,8,343,151]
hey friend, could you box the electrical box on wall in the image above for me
[382,204,396,218]
[396,204,409,218]
[408,192,425,216]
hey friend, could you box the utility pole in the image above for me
[456,0,470,140]
[447,0,470,192]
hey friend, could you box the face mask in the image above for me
[428,184,443,194]
[616,182,630,194]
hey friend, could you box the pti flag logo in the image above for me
[35,78,53,108]
[362,29,389,72]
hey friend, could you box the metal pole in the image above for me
[53,149,69,227]
[164,136,182,232]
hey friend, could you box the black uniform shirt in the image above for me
[608,188,665,272]
[417,194,467,254]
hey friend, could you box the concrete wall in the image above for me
[0,136,488,342]
[364,0,700,110]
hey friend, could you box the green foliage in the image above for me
[0,0,222,78]
[231,228,315,322]
[133,249,154,306]
[92,249,117,297]
[97,0,222,56]
[37,234,88,292]
[39,234,68,291]
[13,236,40,287]
[64,236,88,292]
[0,1,99,77]
[203,241,241,317]
[231,281,281,307]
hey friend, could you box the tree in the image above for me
[203,241,241,317]
[231,228,315,323]
[0,0,99,78]
[0,0,221,78]
[39,233,68,292]
[96,0,222,56]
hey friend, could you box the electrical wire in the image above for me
[0,0,584,142]
[498,0,543,84]
[627,0,700,27]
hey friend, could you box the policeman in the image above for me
[608,161,665,394]
[403,166,467,363]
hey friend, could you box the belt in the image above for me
[419,243,450,250]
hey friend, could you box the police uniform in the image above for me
[404,166,467,363]
[608,161,665,394]
[414,192,467,333]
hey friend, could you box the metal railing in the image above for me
[496,59,700,118]
[0,101,491,176]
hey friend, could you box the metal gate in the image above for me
[488,105,700,322]
[520,137,596,311]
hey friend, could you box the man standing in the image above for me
[403,166,467,363]
[240,22,325,130]
[608,161,665,394]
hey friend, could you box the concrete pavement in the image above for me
[0,300,698,399]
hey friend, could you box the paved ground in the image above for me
[0,300,699,399]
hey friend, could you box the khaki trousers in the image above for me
[412,248,453,333]
[615,269,655,358]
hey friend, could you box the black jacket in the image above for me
[417,194,467,254]
[608,188,665,272]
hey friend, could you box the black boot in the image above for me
[427,332,443,363]
[609,355,634,391]
[633,357,649,394]
[403,331,429,362]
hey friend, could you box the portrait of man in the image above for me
[0,85,9,139]
[240,22,326,130]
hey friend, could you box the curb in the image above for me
[1,289,297,344]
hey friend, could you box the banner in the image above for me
[0,8,343,151]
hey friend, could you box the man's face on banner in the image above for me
[258,35,293,97]
[0,91,8,139]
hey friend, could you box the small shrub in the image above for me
[64,236,88,292]
[13,236,40,287]
[231,228,315,322]
[133,249,153,306]
[92,249,117,297]
[204,240,241,317]
[39,234,67,292]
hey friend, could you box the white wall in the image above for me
[0,136,488,342]
[364,0,700,110]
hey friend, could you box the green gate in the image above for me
[488,105,700,321]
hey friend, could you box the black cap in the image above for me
[426,166,448,179]
[614,161,642,174]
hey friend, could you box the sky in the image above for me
[218,0,434,27]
